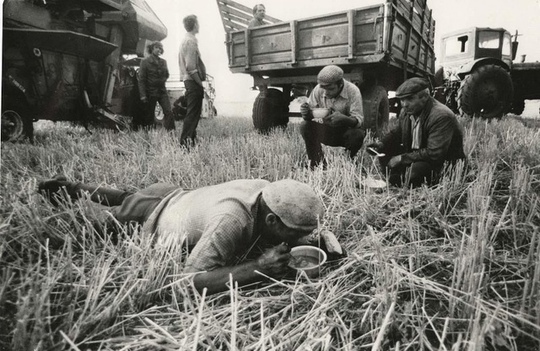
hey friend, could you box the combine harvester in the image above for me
[2,0,168,141]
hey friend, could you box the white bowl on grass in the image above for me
[289,245,327,278]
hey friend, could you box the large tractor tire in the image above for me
[362,85,389,138]
[1,99,34,142]
[252,88,289,134]
[457,64,513,119]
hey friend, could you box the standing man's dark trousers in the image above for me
[299,120,365,169]
[181,80,204,147]
[149,94,175,130]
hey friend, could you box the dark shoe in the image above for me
[38,175,71,206]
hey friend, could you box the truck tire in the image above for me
[457,64,513,118]
[252,88,289,133]
[511,99,525,115]
[362,85,389,137]
[1,100,34,142]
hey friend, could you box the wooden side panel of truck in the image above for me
[224,0,435,88]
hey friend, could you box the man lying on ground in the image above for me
[38,177,343,294]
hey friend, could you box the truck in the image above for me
[216,0,437,135]
[436,27,540,118]
[2,0,168,142]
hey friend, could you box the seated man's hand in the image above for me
[257,243,291,276]
[323,111,355,127]
[388,155,402,168]
[300,103,313,121]
[366,141,383,151]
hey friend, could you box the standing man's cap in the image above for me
[262,179,324,231]
[317,65,344,85]
[395,77,430,98]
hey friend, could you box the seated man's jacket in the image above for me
[381,97,466,167]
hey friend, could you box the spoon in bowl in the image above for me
[367,147,386,158]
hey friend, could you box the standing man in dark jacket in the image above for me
[178,14,206,147]
[367,77,466,187]
[137,41,175,130]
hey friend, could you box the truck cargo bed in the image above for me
[222,0,435,80]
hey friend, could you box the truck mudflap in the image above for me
[3,28,118,61]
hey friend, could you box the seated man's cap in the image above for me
[395,77,430,98]
[317,65,344,85]
[262,179,324,231]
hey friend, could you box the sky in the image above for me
[146,0,540,109]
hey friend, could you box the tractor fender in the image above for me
[457,58,510,79]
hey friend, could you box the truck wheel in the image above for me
[511,99,525,115]
[457,64,513,118]
[1,100,34,142]
[362,85,389,137]
[252,88,289,133]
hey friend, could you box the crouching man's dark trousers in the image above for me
[299,120,365,169]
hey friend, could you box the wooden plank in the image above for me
[414,0,427,68]
[217,3,252,23]
[347,10,354,60]
[222,17,247,32]
[251,52,292,65]
[230,54,387,73]
[244,29,250,69]
[250,23,290,37]
[291,21,298,65]
[298,25,348,51]
[219,0,254,16]
[298,45,349,61]
[251,32,292,55]
[354,21,381,56]
[297,13,348,30]
[216,0,282,33]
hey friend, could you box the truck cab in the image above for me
[440,27,513,80]
[437,27,517,118]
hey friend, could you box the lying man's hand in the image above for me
[323,112,355,127]
[257,243,291,276]
[300,103,313,121]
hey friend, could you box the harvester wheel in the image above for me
[252,88,289,134]
[361,85,389,138]
[1,100,33,142]
[457,64,513,118]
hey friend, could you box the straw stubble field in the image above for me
[0,115,539,350]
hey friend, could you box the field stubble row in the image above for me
[0,116,539,350]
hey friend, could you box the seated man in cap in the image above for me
[300,65,365,169]
[367,77,466,187]
[38,176,342,294]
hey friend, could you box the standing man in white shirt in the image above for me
[178,15,207,148]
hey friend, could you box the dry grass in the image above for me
[1,116,539,350]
